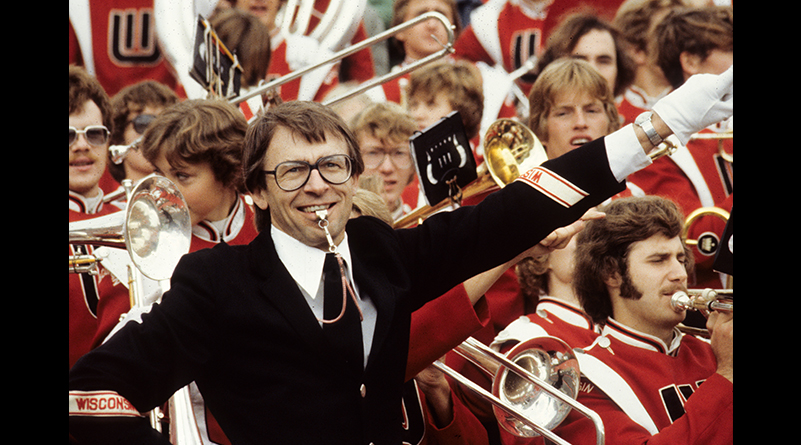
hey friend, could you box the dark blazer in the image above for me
[69,139,626,444]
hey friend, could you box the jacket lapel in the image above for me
[249,232,330,355]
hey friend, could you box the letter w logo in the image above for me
[108,9,161,65]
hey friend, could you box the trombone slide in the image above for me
[446,337,604,445]
[231,11,455,106]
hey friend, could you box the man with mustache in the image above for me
[69,65,132,371]
[505,196,732,445]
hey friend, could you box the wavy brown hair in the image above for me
[140,99,248,192]
[573,196,694,325]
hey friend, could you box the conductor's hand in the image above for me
[652,65,733,146]
[707,308,733,383]
[513,207,605,262]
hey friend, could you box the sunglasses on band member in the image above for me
[69,125,110,147]
[262,154,354,192]
[131,114,157,135]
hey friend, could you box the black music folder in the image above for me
[409,111,478,206]
[190,15,242,99]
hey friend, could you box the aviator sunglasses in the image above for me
[69,125,110,147]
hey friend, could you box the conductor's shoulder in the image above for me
[177,237,254,270]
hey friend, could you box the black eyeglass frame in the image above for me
[262,154,355,192]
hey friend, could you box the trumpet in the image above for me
[671,288,733,315]
[230,11,455,107]
[435,336,604,445]
[69,174,192,281]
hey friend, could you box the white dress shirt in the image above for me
[271,225,377,369]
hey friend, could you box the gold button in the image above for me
[360,384,366,398]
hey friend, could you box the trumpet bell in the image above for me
[69,174,192,281]
[484,119,547,188]
[125,175,193,280]
[492,336,580,438]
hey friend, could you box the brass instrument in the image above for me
[435,336,604,445]
[230,11,455,108]
[690,130,733,163]
[682,206,730,251]
[69,174,192,281]
[394,119,547,228]
[672,288,733,316]
[682,206,732,288]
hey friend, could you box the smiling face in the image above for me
[250,126,358,251]
[69,100,109,198]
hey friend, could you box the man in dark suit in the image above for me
[69,67,732,444]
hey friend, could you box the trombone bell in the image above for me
[484,119,548,189]
[439,337,603,445]
[492,336,580,438]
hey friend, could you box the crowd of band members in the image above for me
[70,1,733,444]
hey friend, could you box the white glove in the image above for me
[652,65,733,146]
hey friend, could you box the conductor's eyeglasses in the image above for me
[69,125,110,147]
[263,154,354,191]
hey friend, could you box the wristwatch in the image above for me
[634,111,664,146]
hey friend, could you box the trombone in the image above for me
[435,336,604,445]
[229,11,455,108]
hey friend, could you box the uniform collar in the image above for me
[536,297,595,331]
[601,318,683,356]
[191,195,247,244]
[69,190,104,214]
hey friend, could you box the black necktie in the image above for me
[323,253,363,374]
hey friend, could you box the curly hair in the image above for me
[573,196,694,325]
[407,59,484,139]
